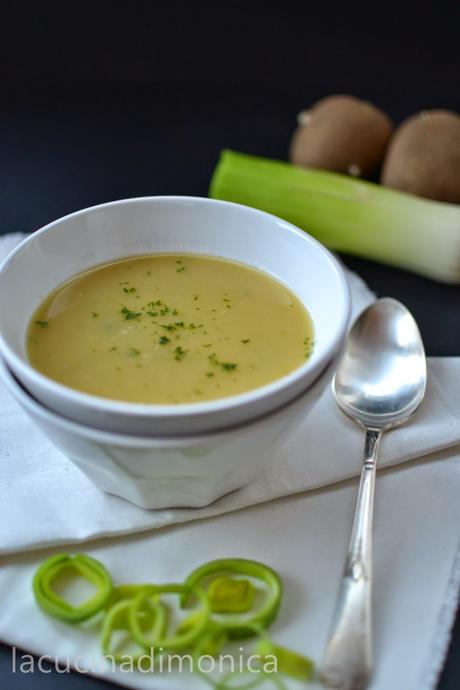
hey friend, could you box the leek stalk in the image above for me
[209,150,460,284]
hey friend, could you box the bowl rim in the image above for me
[0,195,351,419]
[0,355,329,448]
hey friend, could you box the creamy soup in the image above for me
[27,255,314,404]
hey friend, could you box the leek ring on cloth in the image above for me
[105,583,154,609]
[191,622,287,690]
[129,583,210,651]
[101,598,167,664]
[182,558,283,638]
[32,553,113,623]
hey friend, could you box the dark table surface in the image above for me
[0,4,459,687]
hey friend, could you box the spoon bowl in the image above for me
[334,298,426,429]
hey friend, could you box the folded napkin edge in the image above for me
[1,444,458,559]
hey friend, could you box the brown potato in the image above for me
[289,95,393,177]
[381,110,460,203]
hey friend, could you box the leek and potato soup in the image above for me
[27,255,314,404]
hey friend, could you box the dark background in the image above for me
[0,3,459,688]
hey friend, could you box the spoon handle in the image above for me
[320,428,382,690]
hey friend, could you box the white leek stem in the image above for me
[210,150,460,284]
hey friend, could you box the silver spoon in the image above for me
[320,298,427,690]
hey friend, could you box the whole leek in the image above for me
[209,150,460,284]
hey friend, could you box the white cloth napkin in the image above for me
[0,233,459,690]
[0,451,459,690]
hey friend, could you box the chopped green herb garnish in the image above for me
[174,346,188,361]
[159,336,170,345]
[146,311,158,317]
[108,346,118,351]
[193,294,199,301]
[241,339,250,344]
[122,286,136,294]
[128,348,141,356]
[205,372,214,378]
[208,353,238,372]
[176,266,185,273]
[35,320,49,328]
[120,305,142,320]
[92,312,99,318]
[146,300,178,316]
[304,338,315,358]
[161,324,176,332]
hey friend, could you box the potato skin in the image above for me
[381,110,460,203]
[289,95,393,177]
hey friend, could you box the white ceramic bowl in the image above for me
[0,196,350,435]
[0,356,334,508]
